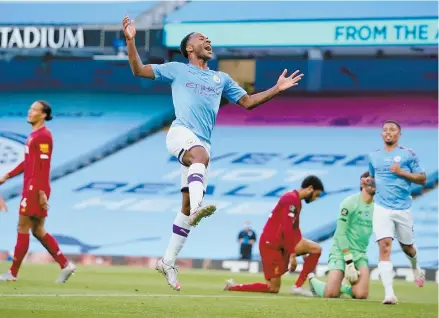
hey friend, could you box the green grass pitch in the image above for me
[0,263,436,318]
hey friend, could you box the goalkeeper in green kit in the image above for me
[308,171,375,299]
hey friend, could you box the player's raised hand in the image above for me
[38,191,49,211]
[122,15,136,40]
[0,196,7,212]
[276,69,304,91]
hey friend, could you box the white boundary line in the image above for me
[0,293,434,304]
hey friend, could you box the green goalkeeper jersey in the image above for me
[330,193,374,255]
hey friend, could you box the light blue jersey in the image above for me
[368,146,425,210]
[151,62,247,144]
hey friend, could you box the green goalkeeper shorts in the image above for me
[328,253,368,272]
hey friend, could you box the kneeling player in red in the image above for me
[0,101,76,283]
[224,176,324,294]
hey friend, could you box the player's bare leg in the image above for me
[224,278,278,293]
[400,242,425,287]
[31,217,76,283]
[157,193,191,291]
[378,238,398,304]
[308,270,346,298]
[0,215,32,281]
[182,146,216,227]
[323,270,344,298]
[351,267,369,299]
[309,267,367,299]
[291,238,321,296]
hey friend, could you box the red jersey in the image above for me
[260,190,302,254]
[8,126,52,196]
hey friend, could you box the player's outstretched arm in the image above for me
[237,69,304,110]
[122,16,155,79]
[0,161,25,184]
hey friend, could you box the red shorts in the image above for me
[259,230,302,280]
[19,191,48,218]
[259,242,289,280]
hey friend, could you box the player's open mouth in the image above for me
[204,45,212,52]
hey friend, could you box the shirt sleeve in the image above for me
[222,73,247,104]
[150,62,178,83]
[408,150,425,174]
[333,197,354,253]
[34,133,52,193]
[368,154,375,177]
[281,193,301,254]
[8,161,24,178]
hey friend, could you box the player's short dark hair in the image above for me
[360,171,370,190]
[301,175,324,192]
[383,120,401,131]
[180,32,195,59]
[38,100,52,121]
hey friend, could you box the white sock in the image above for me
[187,163,205,213]
[406,252,421,271]
[163,212,192,266]
[378,261,395,297]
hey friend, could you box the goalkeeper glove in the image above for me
[344,253,359,284]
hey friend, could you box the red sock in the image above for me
[40,233,68,268]
[10,233,30,277]
[295,253,321,287]
[229,283,270,293]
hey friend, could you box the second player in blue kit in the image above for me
[368,120,427,305]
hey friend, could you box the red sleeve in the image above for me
[281,193,301,254]
[8,161,24,178]
[34,133,52,194]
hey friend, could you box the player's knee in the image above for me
[187,147,209,166]
[31,226,45,239]
[378,239,392,257]
[353,291,368,299]
[17,222,30,233]
[324,288,340,298]
[267,279,281,293]
[312,244,322,254]
[400,244,416,258]
[268,286,280,293]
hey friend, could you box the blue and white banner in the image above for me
[164,18,438,48]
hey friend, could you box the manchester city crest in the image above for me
[213,74,221,84]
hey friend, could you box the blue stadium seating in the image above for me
[0,2,156,25]
[166,1,437,23]
[0,92,173,189]
[1,125,436,267]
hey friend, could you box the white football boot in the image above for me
[55,262,76,283]
[156,258,181,291]
[188,205,216,227]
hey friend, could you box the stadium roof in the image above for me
[166,1,438,23]
[0,1,157,25]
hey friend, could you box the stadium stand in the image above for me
[0,2,157,25]
[0,92,174,196]
[165,1,437,22]
[1,100,436,267]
